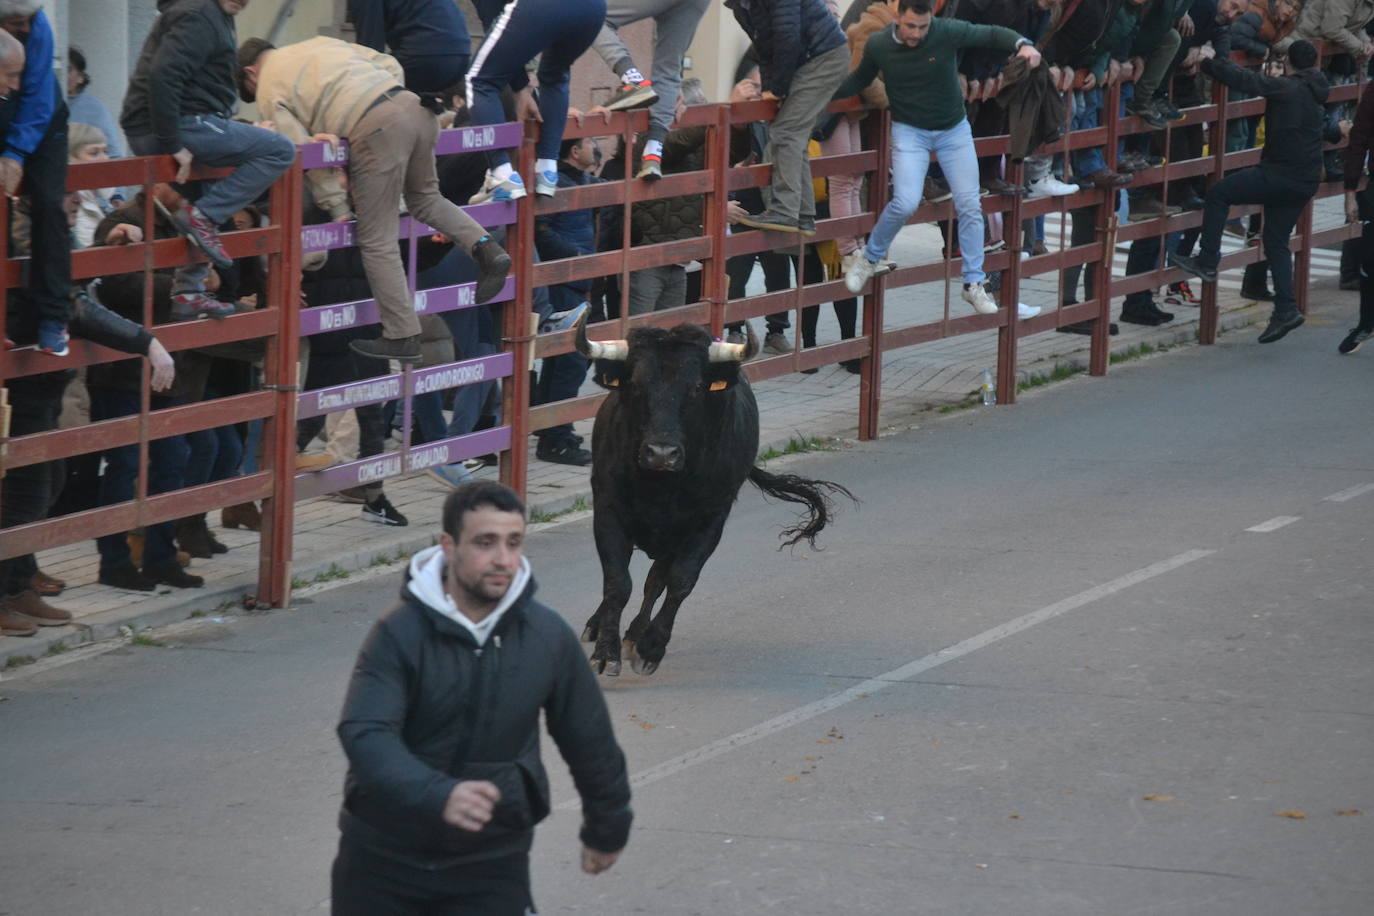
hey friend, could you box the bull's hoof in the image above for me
[590,655,621,677]
[630,655,659,676]
[581,622,598,643]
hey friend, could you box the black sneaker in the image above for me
[471,236,512,304]
[98,562,157,592]
[1258,312,1305,344]
[350,335,422,363]
[1153,97,1184,121]
[1120,302,1174,326]
[1169,252,1217,284]
[143,562,205,589]
[536,439,592,467]
[1338,327,1372,354]
[362,495,409,526]
[1126,98,1168,129]
[1056,319,1119,336]
[1239,283,1275,301]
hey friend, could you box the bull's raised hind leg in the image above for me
[622,558,670,666]
[631,517,727,675]
[587,513,635,676]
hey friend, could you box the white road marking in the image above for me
[556,549,1215,810]
[1245,516,1300,533]
[1325,483,1374,503]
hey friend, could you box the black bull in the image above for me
[575,318,856,676]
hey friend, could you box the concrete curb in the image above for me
[0,302,1268,674]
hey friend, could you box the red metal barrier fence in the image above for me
[0,48,1360,608]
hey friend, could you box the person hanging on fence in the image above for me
[0,5,70,357]
[833,0,1042,316]
[236,35,514,364]
[584,0,712,180]
[119,0,295,323]
[348,0,472,103]
[725,0,852,235]
[1170,37,1328,344]
[463,0,608,203]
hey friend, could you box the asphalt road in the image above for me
[2,317,1371,916]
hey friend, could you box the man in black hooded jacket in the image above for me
[333,481,631,915]
[1170,37,1329,344]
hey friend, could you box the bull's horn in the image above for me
[709,322,760,362]
[574,312,628,361]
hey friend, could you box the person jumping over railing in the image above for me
[1170,37,1327,344]
[120,0,296,324]
[237,36,513,365]
[832,0,1042,316]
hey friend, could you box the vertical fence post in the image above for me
[705,104,731,338]
[500,122,537,499]
[1198,72,1228,345]
[1294,199,1314,315]
[857,109,889,441]
[258,155,304,608]
[996,161,1024,404]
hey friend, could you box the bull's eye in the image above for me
[707,380,728,392]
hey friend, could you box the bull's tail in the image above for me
[747,466,858,549]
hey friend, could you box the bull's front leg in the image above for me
[586,513,634,676]
[630,517,728,676]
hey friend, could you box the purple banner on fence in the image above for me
[296,352,514,419]
[298,122,522,171]
[297,278,515,336]
[300,201,517,254]
[292,426,513,501]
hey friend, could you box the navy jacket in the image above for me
[725,0,847,96]
[348,0,470,65]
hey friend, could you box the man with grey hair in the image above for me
[0,1,71,356]
[588,0,712,180]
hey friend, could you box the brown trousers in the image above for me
[349,92,489,339]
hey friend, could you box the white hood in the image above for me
[405,544,531,646]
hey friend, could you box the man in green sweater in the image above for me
[834,0,1040,315]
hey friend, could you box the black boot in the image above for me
[176,515,217,559]
[471,236,513,304]
[1240,263,1274,301]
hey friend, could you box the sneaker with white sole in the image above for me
[1016,302,1041,320]
[535,169,559,197]
[362,494,408,526]
[426,463,475,489]
[605,81,658,111]
[1026,175,1080,198]
[845,255,881,294]
[469,170,527,204]
[961,282,999,315]
[540,302,589,334]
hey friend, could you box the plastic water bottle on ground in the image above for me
[981,368,996,406]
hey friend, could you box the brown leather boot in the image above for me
[0,602,38,637]
[221,501,262,532]
[5,590,72,627]
[32,570,66,596]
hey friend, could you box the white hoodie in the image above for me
[404,544,532,647]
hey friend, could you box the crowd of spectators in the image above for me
[1,0,1371,637]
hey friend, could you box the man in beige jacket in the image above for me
[237,36,511,363]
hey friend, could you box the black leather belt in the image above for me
[364,86,406,114]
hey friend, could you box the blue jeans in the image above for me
[91,389,190,571]
[865,119,985,285]
[1071,90,1106,178]
[466,0,607,166]
[128,116,295,295]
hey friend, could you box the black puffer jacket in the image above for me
[336,550,633,868]
[1203,33,1330,183]
[632,126,708,247]
[121,0,240,153]
[726,0,847,96]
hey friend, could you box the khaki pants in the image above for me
[348,92,489,340]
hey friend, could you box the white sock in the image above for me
[643,139,663,160]
[491,163,514,182]
[536,158,557,176]
[622,67,646,85]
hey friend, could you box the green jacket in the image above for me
[1089,0,1191,83]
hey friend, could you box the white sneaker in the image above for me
[535,169,559,197]
[961,282,999,315]
[844,255,881,295]
[1026,175,1080,199]
[469,170,527,204]
[1016,302,1042,319]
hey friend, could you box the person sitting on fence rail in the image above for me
[236,35,513,365]
[0,287,177,637]
[1170,37,1328,344]
[586,0,712,180]
[726,0,851,235]
[463,0,608,203]
[1340,76,1374,354]
[834,0,1042,315]
[0,6,70,357]
[119,0,295,323]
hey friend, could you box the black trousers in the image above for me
[0,374,68,594]
[0,99,71,327]
[726,249,791,333]
[331,839,535,916]
[1199,167,1317,318]
[1355,186,1374,332]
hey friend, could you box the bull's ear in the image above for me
[593,360,629,390]
[701,362,743,392]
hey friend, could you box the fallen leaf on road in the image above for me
[1142,795,1176,803]
[1008,814,1021,819]
[784,776,800,782]
[1274,810,1308,819]
[1336,810,1363,816]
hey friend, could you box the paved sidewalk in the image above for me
[2,202,1350,669]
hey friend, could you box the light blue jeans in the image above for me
[864,118,985,285]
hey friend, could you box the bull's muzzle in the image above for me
[638,442,684,472]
